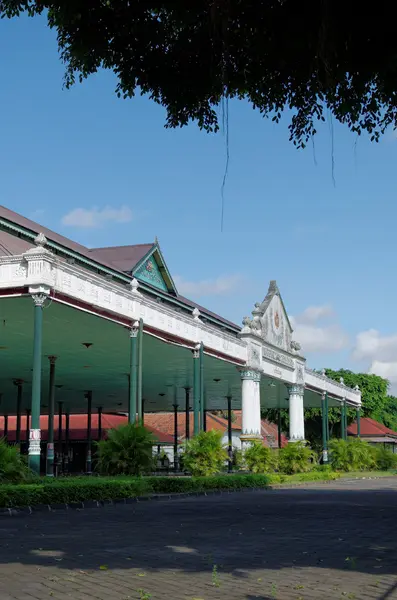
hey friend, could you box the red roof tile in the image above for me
[0,413,174,444]
[347,417,397,438]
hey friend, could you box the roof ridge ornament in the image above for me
[34,232,47,247]
[130,277,142,296]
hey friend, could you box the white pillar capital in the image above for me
[239,368,261,383]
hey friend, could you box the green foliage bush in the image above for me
[374,446,397,471]
[96,423,155,476]
[182,430,228,476]
[0,438,33,483]
[244,441,277,473]
[279,441,315,474]
[329,438,376,472]
[0,471,341,508]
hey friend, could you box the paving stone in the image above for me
[2,478,397,599]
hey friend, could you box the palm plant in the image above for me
[329,438,376,472]
[244,441,277,473]
[96,424,156,476]
[0,438,32,483]
[279,441,315,474]
[182,430,228,476]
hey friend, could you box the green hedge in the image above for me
[0,471,340,509]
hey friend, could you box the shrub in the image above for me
[279,441,315,474]
[244,441,277,473]
[0,471,341,508]
[375,446,397,470]
[96,424,155,476]
[0,438,32,483]
[329,438,376,472]
[182,430,228,476]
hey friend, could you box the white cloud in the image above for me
[61,205,133,228]
[174,274,241,297]
[352,329,397,392]
[296,304,335,324]
[290,305,349,353]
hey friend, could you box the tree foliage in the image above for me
[3,1,397,147]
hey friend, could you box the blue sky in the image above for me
[1,14,397,388]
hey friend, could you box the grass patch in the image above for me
[0,471,341,509]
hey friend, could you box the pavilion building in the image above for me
[0,205,361,474]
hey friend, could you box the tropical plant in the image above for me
[0,438,32,483]
[244,441,277,474]
[278,441,315,475]
[96,424,155,476]
[374,446,397,471]
[328,438,376,472]
[182,430,228,477]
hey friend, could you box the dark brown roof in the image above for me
[89,244,153,273]
[0,228,34,256]
[0,205,126,275]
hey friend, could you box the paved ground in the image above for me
[1,478,397,600]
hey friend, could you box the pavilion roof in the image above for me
[0,205,239,331]
[347,417,397,438]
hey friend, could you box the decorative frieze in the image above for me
[262,346,294,369]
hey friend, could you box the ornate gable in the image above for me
[134,255,168,292]
[132,242,177,295]
[241,280,300,354]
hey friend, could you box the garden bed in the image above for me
[0,471,341,509]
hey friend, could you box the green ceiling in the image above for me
[0,296,332,416]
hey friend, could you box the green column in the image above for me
[64,412,70,473]
[137,319,143,423]
[29,299,44,475]
[86,391,92,474]
[356,408,361,437]
[227,395,233,472]
[321,392,329,463]
[14,379,22,447]
[129,323,138,423]
[325,390,329,443]
[341,400,346,440]
[46,356,57,476]
[199,342,204,431]
[344,401,349,439]
[57,401,63,475]
[193,346,200,436]
[173,400,178,471]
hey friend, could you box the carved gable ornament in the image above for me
[241,280,301,354]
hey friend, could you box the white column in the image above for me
[240,369,262,447]
[288,384,305,441]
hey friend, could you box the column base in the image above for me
[240,433,262,449]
